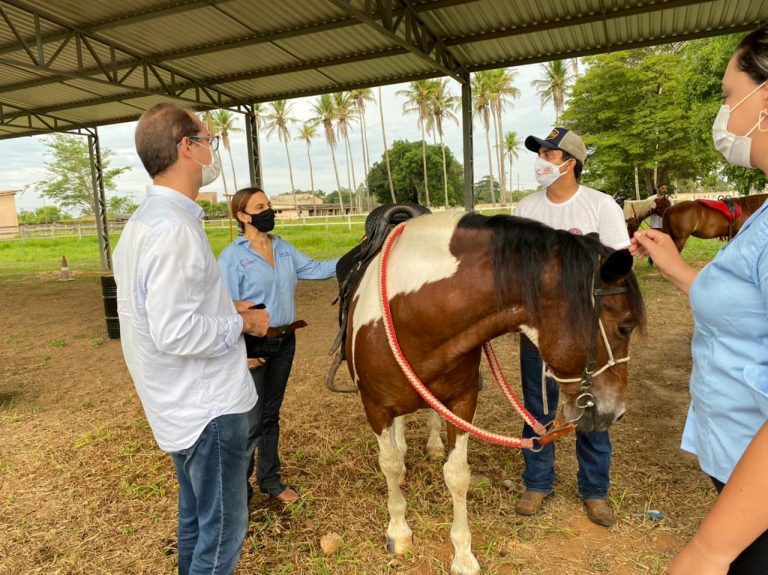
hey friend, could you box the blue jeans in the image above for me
[170,412,250,575]
[247,333,296,498]
[519,335,611,499]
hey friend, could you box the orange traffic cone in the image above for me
[58,255,73,281]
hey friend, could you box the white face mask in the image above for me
[712,80,768,168]
[534,156,571,188]
[192,144,221,187]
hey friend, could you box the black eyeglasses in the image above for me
[178,135,220,151]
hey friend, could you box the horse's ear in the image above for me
[600,249,633,283]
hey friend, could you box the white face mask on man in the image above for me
[534,156,571,188]
[191,142,222,187]
[712,79,768,168]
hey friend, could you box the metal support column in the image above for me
[244,105,263,188]
[86,127,112,271]
[461,79,474,212]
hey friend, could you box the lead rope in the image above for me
[378,223,542,449]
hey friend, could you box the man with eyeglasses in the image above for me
[113,103,270,575]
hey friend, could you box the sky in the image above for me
[5,63,557,212]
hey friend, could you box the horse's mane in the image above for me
[457,213,645,334]
[734,193,768,215]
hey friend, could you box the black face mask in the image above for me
[245,208,275,232]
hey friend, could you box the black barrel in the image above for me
[100,275,120,339]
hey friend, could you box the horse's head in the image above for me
[536,238,645,432]
[652,195,671,216]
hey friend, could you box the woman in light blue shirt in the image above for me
[219,187,338,505]
[632,27,768,575]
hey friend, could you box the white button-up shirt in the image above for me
[113,185,256,452]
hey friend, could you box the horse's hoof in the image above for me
[450,557,481,575]
[426,447,445,461]
[386,536,413,556]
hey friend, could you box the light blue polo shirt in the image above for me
[684,197,768,483]
[218,235,338,328]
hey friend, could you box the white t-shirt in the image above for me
[647,194,663,229]
[514,185,630,250]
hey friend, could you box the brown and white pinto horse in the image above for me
[662,193,768,251]
[345,211,645,575]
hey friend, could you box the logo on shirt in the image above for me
[568,227,584,236]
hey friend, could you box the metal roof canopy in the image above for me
[0,0,765,271]
[0,0,765,139]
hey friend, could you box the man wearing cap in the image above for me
[513,127,629,527]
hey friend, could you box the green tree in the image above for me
[311,94,346,213]
[35,134,129,216]
[503,131,523,199]
[397,80,435,208]
[17,205,62,224]
[427,79,460,208]
[531,60,572,123]
[471,71,497,205]
[485,69,520,197]
[296,121,319,194]
[107,195,138,220]
[264,100,298,212]
[333,92,360,211]
[208,109,243,192]
[367,140,463,206]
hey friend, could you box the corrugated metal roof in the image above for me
[0,0,765,139]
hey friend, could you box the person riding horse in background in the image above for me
[514,127,630,527]
[632,26,768,575]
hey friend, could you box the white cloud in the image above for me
[4,63,559,210]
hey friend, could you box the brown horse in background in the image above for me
[346,212,646,575]
[662,194,768,251]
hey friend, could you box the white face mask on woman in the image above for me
[192,144,222,187]
[712,79,768,168]
[534,156,571,188]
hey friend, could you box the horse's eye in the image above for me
[618,324,635,337]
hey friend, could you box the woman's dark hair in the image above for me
[230,187,266,233]
[735,27,768,85]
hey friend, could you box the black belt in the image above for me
[266,320,307,339]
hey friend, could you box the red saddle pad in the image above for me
[696,199,743,221]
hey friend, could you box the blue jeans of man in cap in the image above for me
[519,335,611,499]
[171,412,250,575]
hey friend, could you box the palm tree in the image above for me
[531,60,572,123]
[427,79,459,209]
[311,94,345,216]
[209,109,243,192]
[264,100,298,214]
[350,88,376,209]
[484,69,520,201]
[397,79,435,209]
[378,86,396,203]
[296,121,319,200]
[333,92,359,212]
[200,111,235,238]
[503,131,522,201]
[471,72,496,206]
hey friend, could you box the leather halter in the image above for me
[543,266,629,414]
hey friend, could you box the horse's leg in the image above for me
[444,425,480,575]
[376,424,413,555]
[393,415,408,485]
[426,409,445,460]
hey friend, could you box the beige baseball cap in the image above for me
[525,127,588,164]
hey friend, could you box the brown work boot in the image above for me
[515,490,550,516]
[584,498,616,527]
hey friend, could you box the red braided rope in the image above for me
[378,223,535,449]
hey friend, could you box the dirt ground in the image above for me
[0,267,713,574]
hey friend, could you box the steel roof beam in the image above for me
[327,0,468,83]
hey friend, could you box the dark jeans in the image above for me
[520,334,611,499]
[247,333,296,498]
[711,477,768,574]
[171,413,250,575]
